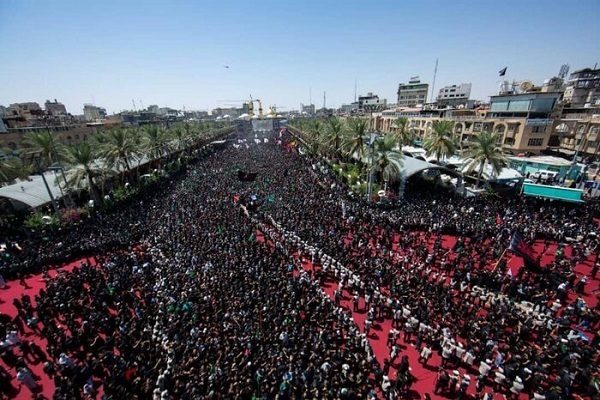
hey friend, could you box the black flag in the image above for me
[499,67,507,77]
[238,170,257,182]
[508,229,544,273]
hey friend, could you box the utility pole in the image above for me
[323,92,326,109]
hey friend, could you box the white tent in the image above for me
[461,160,523,181]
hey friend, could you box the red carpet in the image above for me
[258,224,599,400]
[1,226,597,400]
[0,257,100,400]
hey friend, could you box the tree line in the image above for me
[290,116,509,190]
[0,121,234,203]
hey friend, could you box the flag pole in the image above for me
[493,248,508,273]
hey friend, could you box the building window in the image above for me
[527,138,544,146]
[531,126,546,134]
[504,137,515,145]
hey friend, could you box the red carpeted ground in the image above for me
[258,227,599,400]
[1,228,597,400]
[0,257,100,400]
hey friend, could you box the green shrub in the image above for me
[24,212,61,230]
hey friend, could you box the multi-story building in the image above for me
[436,83,472,107]
[397,77,429,107]
[83,104,107,121]
[158,107,179,118]
[301,103,316,115]
[377,91,561,154]
[0,123,109,152]
[45,99,67,116]
[9,102,43,119]
[358,92,386,111]
[544,67,600,160]
[563,68,600,107]
[552,104,600,159]
[183,110,209,120]
[339,103,359,115]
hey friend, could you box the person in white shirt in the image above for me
[419,344,432,366]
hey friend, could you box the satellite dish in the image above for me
[519,80,533,92]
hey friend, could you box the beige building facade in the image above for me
[375,91,562,155]
[376,108,555,154]
[0,124,110,155]
[552,107,600,158]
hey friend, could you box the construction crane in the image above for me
[216,97,272,118]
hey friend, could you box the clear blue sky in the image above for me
[1,0,599,115]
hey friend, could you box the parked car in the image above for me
[532,170,558,183]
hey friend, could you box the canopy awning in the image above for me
[522,183,584,203]
[0,172,64,208]
[401,156,460,178]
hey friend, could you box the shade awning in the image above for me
[522,183,584,203]
[400,156,459,178]
[0,172,64,208]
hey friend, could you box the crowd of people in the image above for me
[0,124,599,400]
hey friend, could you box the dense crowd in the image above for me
[0,125,599,400]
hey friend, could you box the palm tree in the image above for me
[423,120,456,163]
[343,117,369,163]
[0,158,30,186]
[97,128,140,173]
[392,117,414,146]
[22,130,61,168]
[306,119,323,153]
[170,123,193,154]
[61,142,102,203]
[463,131,509,187]
[322,117,344,159]
[141,124,170,164]
[370,133,404,191]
